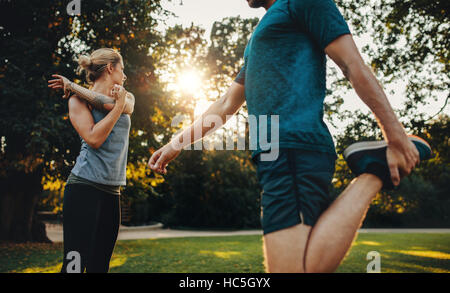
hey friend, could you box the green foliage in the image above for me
[122,160,165,225]
[207,17,259,96]
[335,114,450,227]
[158,150,261,229]
[202,151,261,228]
[153,24,210,117]
[336,0,449,119]
[0,1,77,177]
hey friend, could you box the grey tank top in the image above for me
[70,108,131,186]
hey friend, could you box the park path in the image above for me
[45,223,450,243]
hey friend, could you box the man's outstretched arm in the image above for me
[148,81,246,174]
[325,34,420,185]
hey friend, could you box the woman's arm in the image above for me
[68,85,127,149]
[48,74,135,115]
[67,81,135,114]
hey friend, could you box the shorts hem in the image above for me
[263,219,302,235]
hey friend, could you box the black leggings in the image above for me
[61,184,120,273]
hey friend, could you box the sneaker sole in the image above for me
[343,135,431,159]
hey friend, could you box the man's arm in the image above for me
[148,81,246,174]
[171,82,245,150]
[325,34,420,185]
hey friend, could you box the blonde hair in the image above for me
[77,48,123,84]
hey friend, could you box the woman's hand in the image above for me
[148,142,182,174]
[111,84,127,111]
[48,74,72,98]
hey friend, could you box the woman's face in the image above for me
[110,60,127,86]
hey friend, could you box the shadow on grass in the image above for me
[0,242,63,273]
[1,233,449,273]
[337,233,450,273]
[109,236,264,273]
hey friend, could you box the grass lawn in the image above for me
[1,233,449,273]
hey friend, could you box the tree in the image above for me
[128,18,263,228]
[207,17,259,98]
[330,0,449,227]
[0,0,170,242]
[333,114,450,228]
[335,0,449,121]
[0,0,75,242]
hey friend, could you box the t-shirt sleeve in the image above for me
[288,0,351,50]
[234,63,246,85]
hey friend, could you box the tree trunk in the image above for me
[0,165,51,243]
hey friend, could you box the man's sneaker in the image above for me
[343,135,432,190]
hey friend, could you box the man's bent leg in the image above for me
[304,173,382,273]
[263,223,311,273]
[263,174,381,273]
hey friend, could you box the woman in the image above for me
[48,48,134,273]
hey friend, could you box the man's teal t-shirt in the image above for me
[235,0,351,160]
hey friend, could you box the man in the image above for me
[148,0,431,273]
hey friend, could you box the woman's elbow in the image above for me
[86,141,101,149]
[85,137,103,149]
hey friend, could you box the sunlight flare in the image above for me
[177,70,202,94]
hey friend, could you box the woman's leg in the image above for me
[87,192,121,273]
[61,184,101,273]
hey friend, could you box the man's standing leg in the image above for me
[263,223,311,273]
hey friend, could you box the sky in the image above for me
[159,0,448,137]
[160,0,266,38]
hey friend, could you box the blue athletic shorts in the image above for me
[253,148,337,235]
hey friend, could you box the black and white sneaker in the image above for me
[343,135,432,190]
